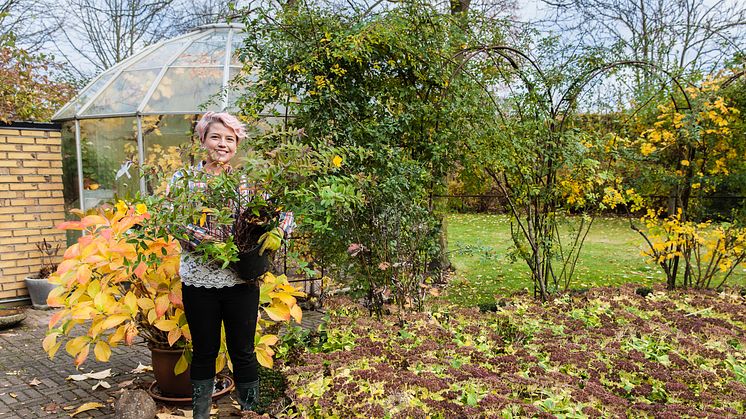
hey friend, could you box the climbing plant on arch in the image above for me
[446,43,693,299]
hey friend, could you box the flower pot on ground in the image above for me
[24,277,58,309]
[25,239,61,309]
[149,345,191,397]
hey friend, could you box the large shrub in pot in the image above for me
[43,201,305,373]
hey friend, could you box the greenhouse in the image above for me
[51,23,282,230]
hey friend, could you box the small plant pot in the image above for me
[24,277,57,309]
[232,247,271,282]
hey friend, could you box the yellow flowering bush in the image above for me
[636,208,746,289]
[635,75,742,193]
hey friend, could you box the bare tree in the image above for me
[165,0,238,35]
[0,0,58,51]
[540,0,746,80]
[43,0,175,77]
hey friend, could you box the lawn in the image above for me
[445,214,746,306]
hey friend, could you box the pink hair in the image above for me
[195,112,247,143]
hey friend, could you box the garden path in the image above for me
[0,307,325,418]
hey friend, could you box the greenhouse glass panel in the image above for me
[54,72,115,119]
[130,37,195,70]
[82,70,159,116]
[79,118,140,209]
[231,33,247,65]
[144,67,224,113]
[60,123,81,245]
[141,114,198,194]
[172,31,228,66]
[225,66,265,113]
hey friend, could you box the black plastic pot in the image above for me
[232,246,271,282]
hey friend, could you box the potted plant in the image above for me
[44,201,305,398]
[146,130,356,283]
[25,238,61,309]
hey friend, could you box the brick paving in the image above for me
[0,307,325,418]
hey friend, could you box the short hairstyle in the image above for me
[195,112,247,143]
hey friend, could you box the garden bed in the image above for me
[278,285,745,418]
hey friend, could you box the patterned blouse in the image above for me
[169,161,294,288]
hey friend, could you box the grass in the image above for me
[444,213,746,306]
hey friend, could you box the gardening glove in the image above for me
[258,227,284,255]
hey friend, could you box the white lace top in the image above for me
[179,253,245,289]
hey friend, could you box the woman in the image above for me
[171,112,293,418]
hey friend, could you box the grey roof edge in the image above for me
[195,23,246,30]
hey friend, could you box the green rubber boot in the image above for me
[235,379,260,412]
[191,378,214,419]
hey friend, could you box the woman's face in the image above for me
[202,122,237,166]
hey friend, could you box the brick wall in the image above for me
[0,124,66,301]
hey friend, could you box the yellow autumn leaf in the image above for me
[100,315,130,331]
[155,294,170,318]
[154,319,178,332]
[137,298,155,310]
[42,333,58,354]
[263,305,290,322]
[215,353,226,374]
[258,334,279,346]
[290,304,303,323]
[65,336,91,356]
[174,353,189,375]
[69,402,104,417]
[94,341,112,362]
[123,292,138,314]
[109,325,127,345]
[270,291,296,306]
[640,142,656,156]
[74,344,90,367]
[167,328,182,347]
[255,347,273,368]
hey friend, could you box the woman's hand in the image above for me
[258,227,284,255]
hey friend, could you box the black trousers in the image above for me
[182,283,259,383]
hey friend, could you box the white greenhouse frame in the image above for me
[52,23,288,211]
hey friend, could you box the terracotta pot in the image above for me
[150,346,191,397]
